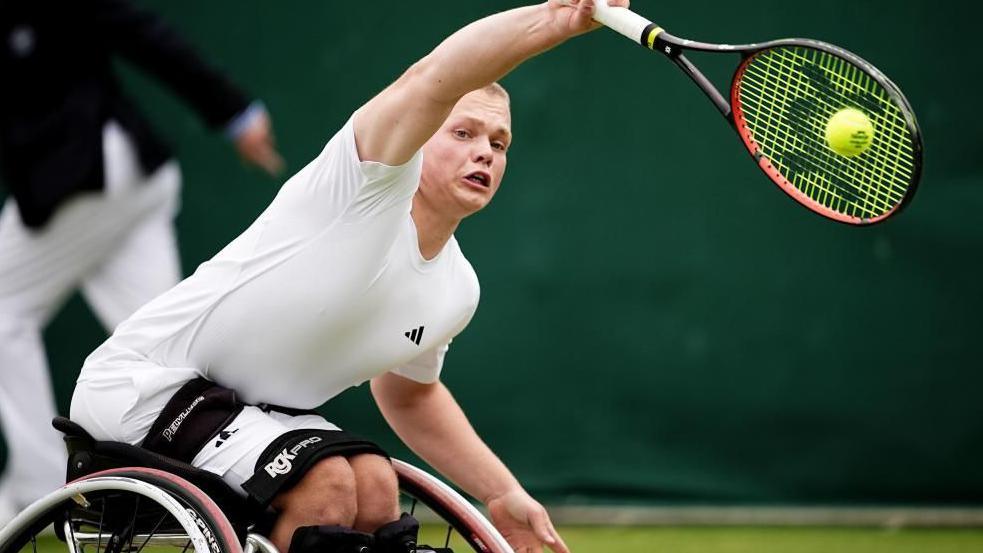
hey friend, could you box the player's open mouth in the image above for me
[463,171,490,188]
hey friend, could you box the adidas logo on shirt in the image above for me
[404,326,424,345]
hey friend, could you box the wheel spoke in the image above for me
[97,497,105,553]
[127,495,141,552]
[134,511,169,553]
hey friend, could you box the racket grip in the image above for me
[558,0,654,43]
[593,1,654,43]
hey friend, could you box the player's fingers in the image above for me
[574,0,614,33]
[538,514,570,553]
[576,0,595,23]
[547,526,570,553]
[527,508,557,546]
[512,540,541,553]
[547,532,570,553]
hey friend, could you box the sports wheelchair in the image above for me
[0,418,513,553]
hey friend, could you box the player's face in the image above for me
[419,90,512,219]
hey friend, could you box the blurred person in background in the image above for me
[0,0,283,524]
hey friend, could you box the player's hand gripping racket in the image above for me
[569,0,923,225]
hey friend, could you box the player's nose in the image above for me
[472,141,494,166]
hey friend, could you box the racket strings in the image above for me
[741,51,912,217]
[744,56,908,214]
[734,46,917,221]
[743,52,912,211]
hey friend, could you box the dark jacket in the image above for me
[0,0,251,228]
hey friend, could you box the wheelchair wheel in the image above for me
[0,467,240,553]
[394,460,512,553]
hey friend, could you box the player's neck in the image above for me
[411,195,461,260]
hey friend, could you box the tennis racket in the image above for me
[570,0,923,225]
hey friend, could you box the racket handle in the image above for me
[558,0,655,44]
[594,1,655,43]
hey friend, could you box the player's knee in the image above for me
[307,458,359,525]
[350,454,399,531]
[275,457,358,527]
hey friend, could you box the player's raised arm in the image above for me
[354,0,626,166]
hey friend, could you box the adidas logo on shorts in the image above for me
[214,428,239,448]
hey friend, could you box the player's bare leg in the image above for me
[349,454,400,532]
[268,457,357,551]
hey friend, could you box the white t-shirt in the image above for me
[76,115,480,426]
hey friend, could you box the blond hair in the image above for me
[479,82,510,105]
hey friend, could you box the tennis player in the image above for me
[71,1,626,552]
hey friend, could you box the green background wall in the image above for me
[2,0,981,505]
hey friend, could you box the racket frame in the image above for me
[584,1,924,225]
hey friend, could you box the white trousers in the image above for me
[0,122,182,509]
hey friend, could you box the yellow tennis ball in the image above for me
[825,108,875,157]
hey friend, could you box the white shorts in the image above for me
[192,406,340,495]
[72,377,342,496]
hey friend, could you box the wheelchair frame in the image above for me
[0,453,513,553]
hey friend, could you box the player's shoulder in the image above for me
[446,236,480,294]
[444,235,469,266]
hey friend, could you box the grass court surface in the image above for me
[20,526,983,553]
[556,526,983,552]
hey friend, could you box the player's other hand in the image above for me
[235,110,285,177]
[487,488,569,553]
[547,0,631,37]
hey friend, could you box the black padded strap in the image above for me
[242,429,388,507]
[288,525,374,553]
[141,377,244,463]
[375,513,420,553]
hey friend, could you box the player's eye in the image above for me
[453,129,471,139]
[491,141,507,152]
